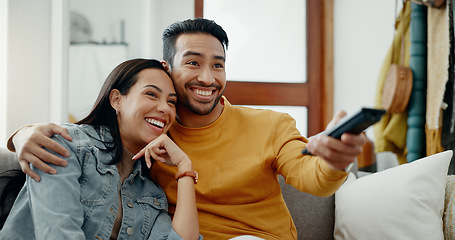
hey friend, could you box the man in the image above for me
[9,19,365,239]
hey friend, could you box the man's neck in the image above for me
[176,102,224,128]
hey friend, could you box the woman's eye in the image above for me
[168,99,177,105]
[187,61,198,66]
[146,92,157,98]
[214,63,224,68]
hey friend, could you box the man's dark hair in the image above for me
[162,18,229,68]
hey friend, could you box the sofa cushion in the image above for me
[278,161,359,240]
[279,175,335,240]
[334,150,452,240]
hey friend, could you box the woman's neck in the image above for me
[117,147,136,183]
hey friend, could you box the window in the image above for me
[196,0,333,136]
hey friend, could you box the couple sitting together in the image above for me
[0,18,365,239]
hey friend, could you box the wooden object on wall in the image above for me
[307,0,334,135]
[357,133,377,172]
[195,0,203,18]
[382,64,413,113]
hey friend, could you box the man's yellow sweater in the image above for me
[151,97,348,240]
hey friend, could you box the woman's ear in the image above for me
[161,60,171,73]
[109,89,121,112]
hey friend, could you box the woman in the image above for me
[0,59,200,240]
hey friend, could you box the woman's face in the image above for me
[114,68,177,153]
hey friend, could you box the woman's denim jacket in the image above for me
[0,124,187,240]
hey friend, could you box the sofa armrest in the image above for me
[279,175,335,240]
[0,147,24,228]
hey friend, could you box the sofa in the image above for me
[0,147,24,229]
[279,175,336,239]
[1,147,454,239]
[281,150,455,240]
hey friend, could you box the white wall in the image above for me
[70,0,150,58]
[69,0,193,59]
[1,0,401,153]
[65,0,194,122]
[334,0,398,137]
[2,0,53,145]
[50,0,69,124]
[0,0,193,146]
[334,0,401,168]
[157,0,194,58]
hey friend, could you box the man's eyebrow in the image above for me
[183,51,225,62]
[215,55,226,62]
[143,84,162,93]
[183,51,202,57]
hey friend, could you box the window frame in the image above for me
[194,0,333,136]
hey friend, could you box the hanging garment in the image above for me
[426,1,450,156]
[374,1,412,164]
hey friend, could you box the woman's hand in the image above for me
[12,123,72,181]
[132,134,192,171]
[136,136,199,239]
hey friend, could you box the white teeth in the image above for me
[194,89,212,96]
[146,118,164,128]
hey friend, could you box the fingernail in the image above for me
[33,177,41,182]
[146,162,151,169]
[62,161,68,167]
[65,134,73,141]
[50,169,57,175]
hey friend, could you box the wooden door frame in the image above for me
[194,0,333,136]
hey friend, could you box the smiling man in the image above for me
[8,19,365,239]
[165,32,226,126]
[149,19,365,239]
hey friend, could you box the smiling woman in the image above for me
[0,59,201,240]
[111,67,177,155]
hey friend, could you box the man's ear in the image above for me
[161,60,171,73]
[109,89,121,111]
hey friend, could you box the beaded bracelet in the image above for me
[175,171,198,184]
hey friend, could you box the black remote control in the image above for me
[302,108,386,155]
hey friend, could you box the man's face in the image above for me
[169,33,226,116]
